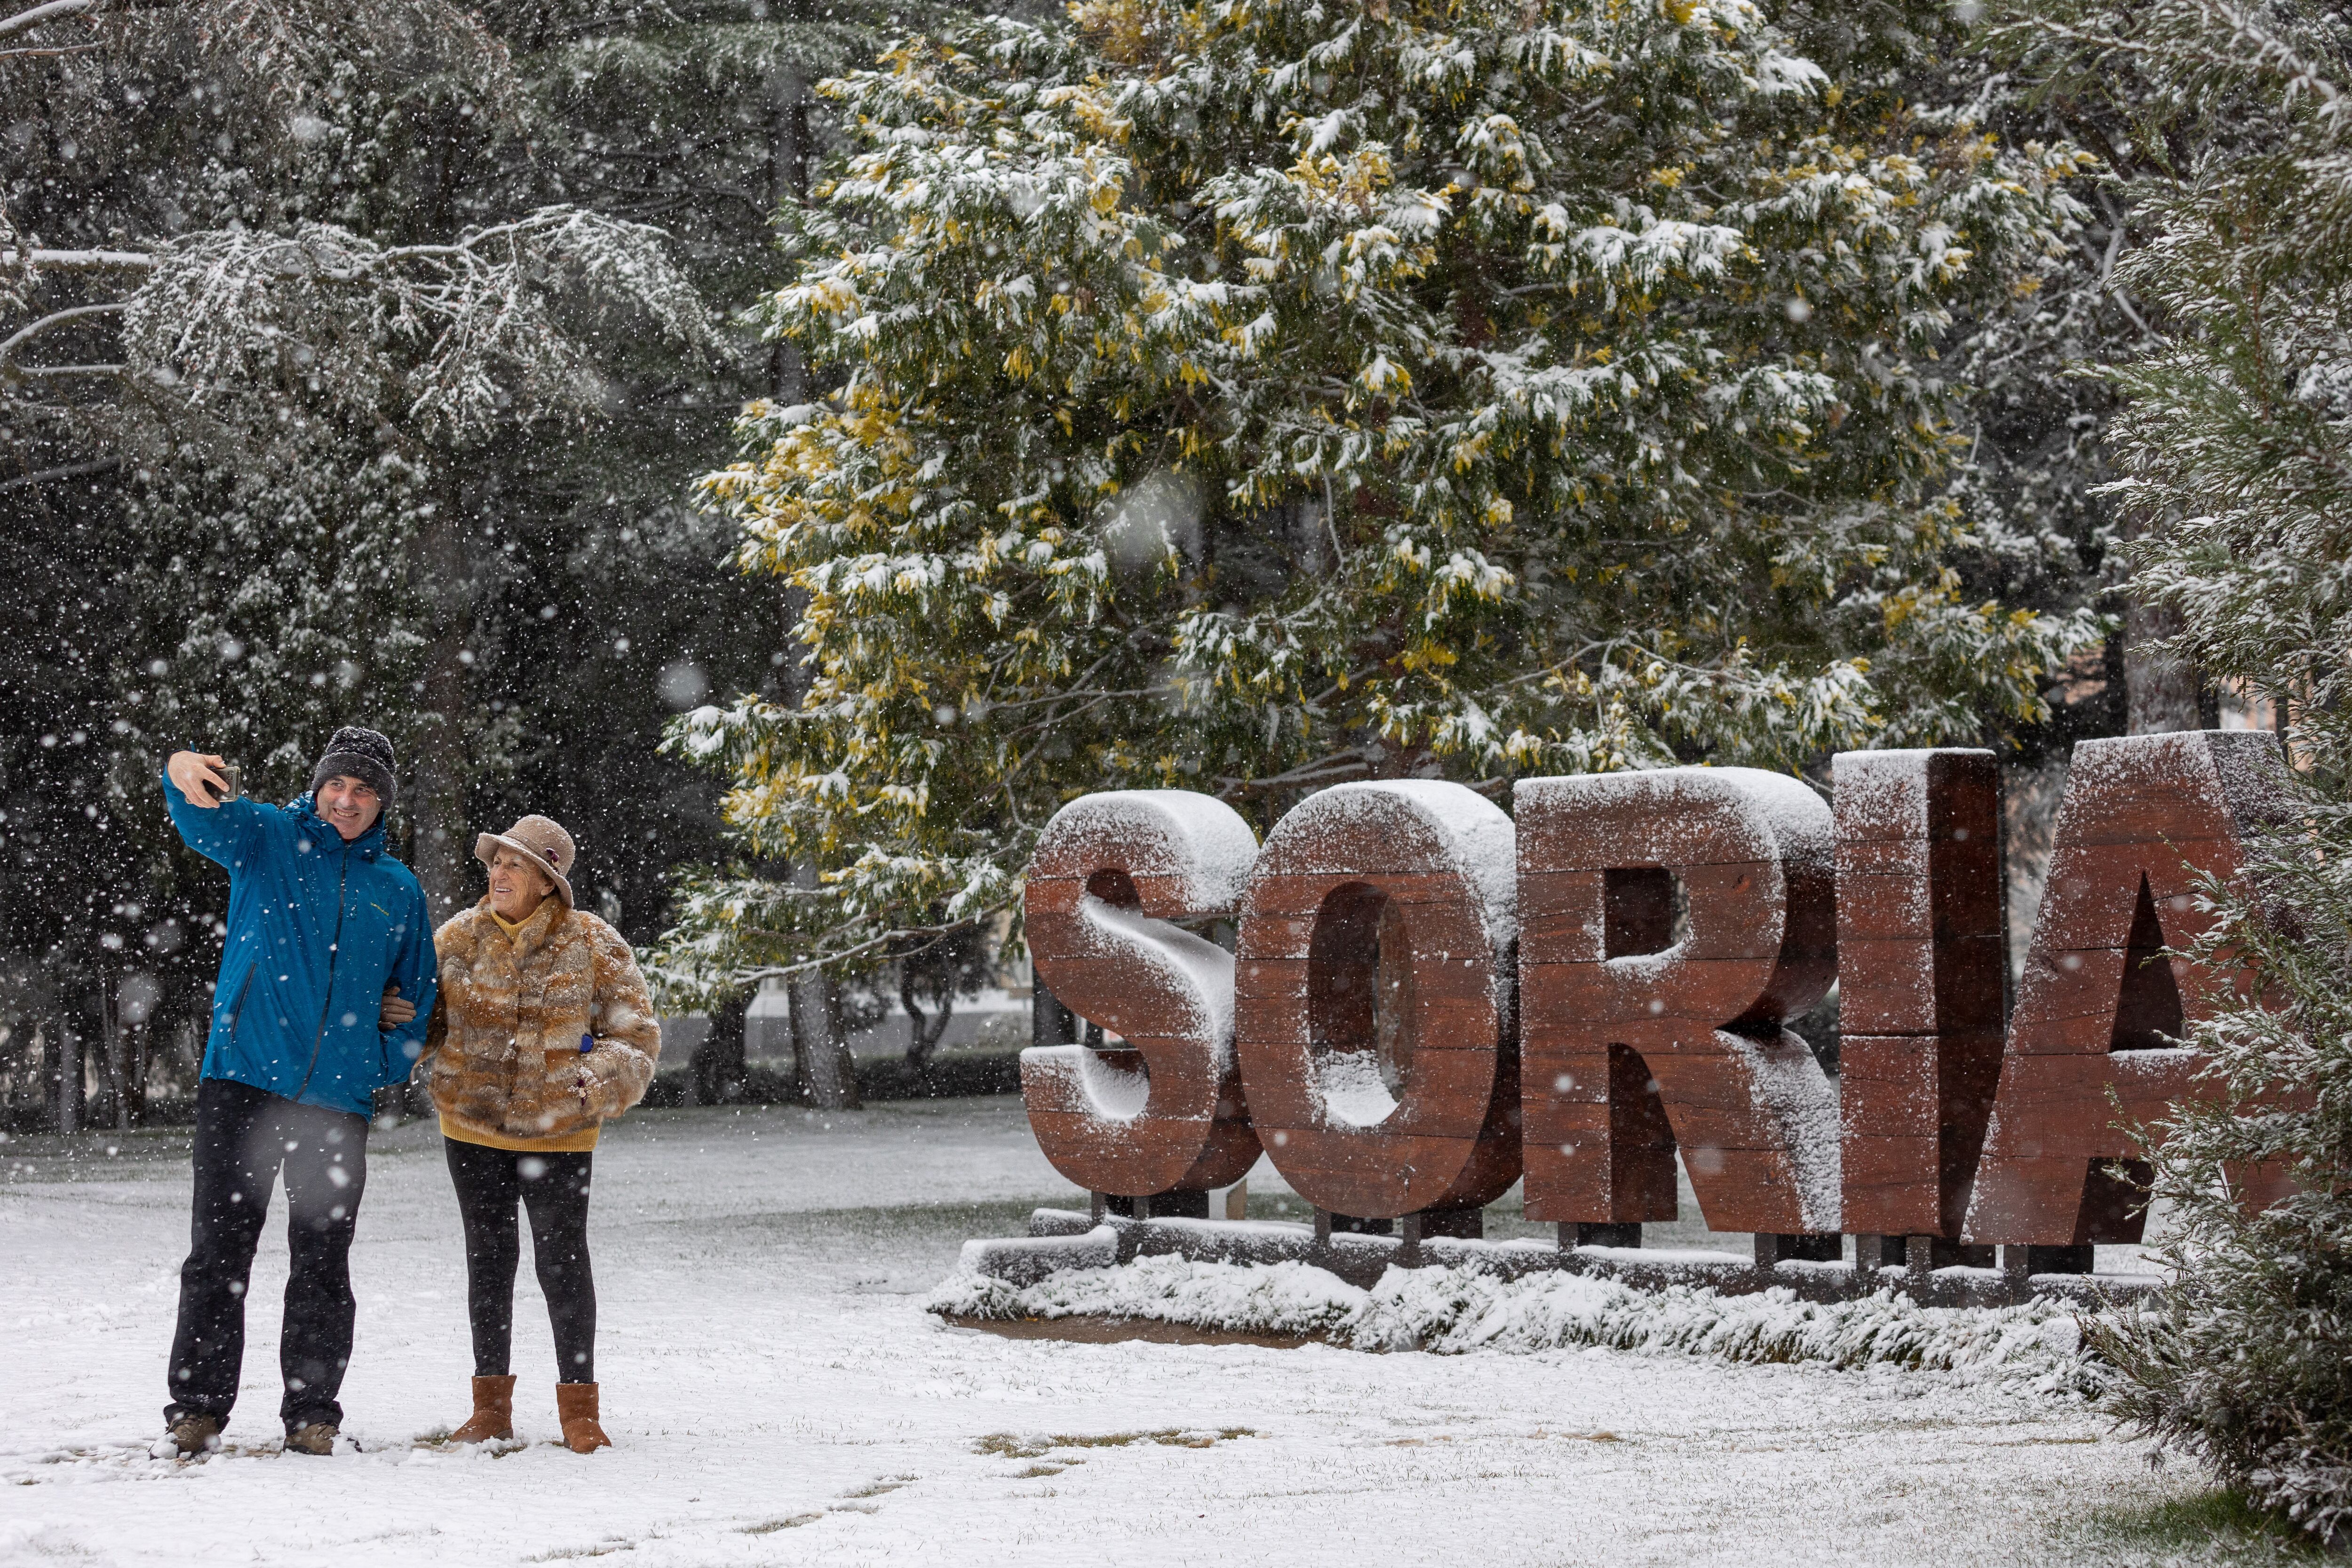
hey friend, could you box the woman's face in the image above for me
[488,846,555,923]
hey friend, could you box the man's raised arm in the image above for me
[161,751,261,867]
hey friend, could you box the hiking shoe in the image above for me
[285,1422,340,1456]
[153,1413,222,1458]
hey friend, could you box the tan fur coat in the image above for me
[422,897,662,1142]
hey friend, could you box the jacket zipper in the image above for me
[294,836,352,1101]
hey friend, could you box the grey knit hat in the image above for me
[310,725,398,807]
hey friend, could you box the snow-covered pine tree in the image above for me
[665,0,2108,990]
[3,0,719,915]
[6,0,964,1115]
[1992,0,2352,1539]
[0,0,744,1117]
[475,0,960,1106]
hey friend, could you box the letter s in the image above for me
[1020,790,1263,1197]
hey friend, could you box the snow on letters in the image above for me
[1021,791,1263,1198]
[1019,733,2291,1249]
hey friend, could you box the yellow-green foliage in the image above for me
[659,0,2103,990]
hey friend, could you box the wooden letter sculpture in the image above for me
[1021,790,1263,1197]
[1233,781,1521,1221]
[1833,749,2006,1242]
[1518,768,1840,1234]
[1965,731,2290,1246]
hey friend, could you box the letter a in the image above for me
[1965,731,2290,1247]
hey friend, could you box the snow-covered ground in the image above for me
[0,1098,2245,1566]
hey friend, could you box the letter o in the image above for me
[1235,781,1520,1218]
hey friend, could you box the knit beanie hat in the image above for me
[310,725,398,808]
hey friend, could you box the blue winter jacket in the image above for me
[164,773,438,1116]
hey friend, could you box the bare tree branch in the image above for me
[0,454,120,492]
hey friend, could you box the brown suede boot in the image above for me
[451,1375,516,1443]
[555,1382,610,1454]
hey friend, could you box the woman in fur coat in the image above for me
[413,814,661,1453]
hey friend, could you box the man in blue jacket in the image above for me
[155,727,437,1459]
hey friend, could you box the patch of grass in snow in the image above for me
[739,1514,823,1535]
[840,1475,915,1498]
[527,1542,638,1561]
[2074,1487,2329,1561]
[975,1428,1257,1460]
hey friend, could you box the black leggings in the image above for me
[444,1140,596,1383]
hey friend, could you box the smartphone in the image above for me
[217,762,241,803]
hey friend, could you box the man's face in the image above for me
[315,775,382,841]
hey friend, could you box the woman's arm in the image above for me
[579,917,662,1121]
[413,994,448,1083]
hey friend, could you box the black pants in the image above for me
[166,1078,369,1434]
[445,1139,596,1383]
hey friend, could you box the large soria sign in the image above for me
[1020,731,2291,1252]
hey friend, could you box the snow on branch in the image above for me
[123,207,718,441]
[6,0,521,118]
[169,0,522,117]
[0,301,126,378]
[0,0,93,40]
[0,207,22,316]
[1,248,156,270]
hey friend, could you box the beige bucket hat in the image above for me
[475,814,577,909]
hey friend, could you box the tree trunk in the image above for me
[758,39,847,1093]
[784,986,809,1103]
[101,979,132,1131]
[412,475,475,919]
[50,1020,81,1134]
[692,993,748,1106]
[900,966,953,1073]
[793,923,859,1110]
[2125,597,2209,735]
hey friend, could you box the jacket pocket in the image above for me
[220,962,258,1047]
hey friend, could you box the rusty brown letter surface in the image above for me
[1021,790,1263,1197]
[1518,768,1840,1234]
[1834,749,2006,1241]
[1234,781,1521,1219]
[1965,731,2290,1245]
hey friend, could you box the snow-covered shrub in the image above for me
[1991,0,2352,1539]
